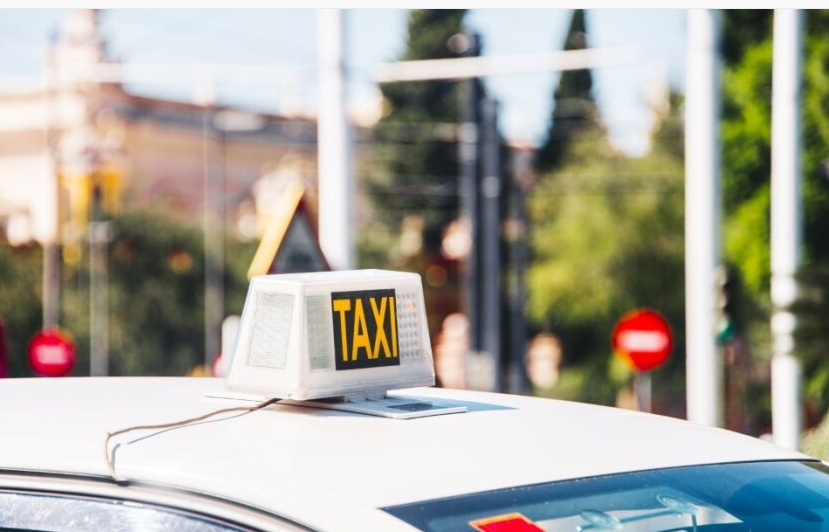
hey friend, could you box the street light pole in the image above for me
[685,9,722,427]
[200,84,223,371]
[458,33,481,357]
[480,95,502,391]
[770,8,803,451]
[43,56,61,331]
[318,9,353,271]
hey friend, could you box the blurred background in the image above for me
[1,8,829,452]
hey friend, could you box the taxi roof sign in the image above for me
[226,270,435,401]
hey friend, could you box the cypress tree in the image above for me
[535,9,600,174]
[367,9,468,256]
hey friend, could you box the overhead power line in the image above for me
[373,46,642,83]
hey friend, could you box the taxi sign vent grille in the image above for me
[306,294,334,370]
[248,292,294,369]
[397,291,424,362]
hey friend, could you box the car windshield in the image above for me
[384,461,829,532]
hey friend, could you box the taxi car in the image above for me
[0,270,825,532]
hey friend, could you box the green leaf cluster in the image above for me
[527,102,685,404]
[535,9,599,174]
[526,9,685,406]
[1,209,256,377]
[720,10,829,427]
[723,12,829,296]
[0,244,43,376]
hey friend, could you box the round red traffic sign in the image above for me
[28,328,76,377]
[612,309,673,372]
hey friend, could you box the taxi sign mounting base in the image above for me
[205,391,466,419]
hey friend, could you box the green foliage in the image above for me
[57,209,254,377]
[527,102,685,405]
[793,264,829,413]
[803,414,829,460]
[724,184,770,293]
[0,244,43,376]
[535,9,600,174]
[720,10,772,67]
[527,10,685,408]
[1,210,256,378]
[100,210,207,375]
[721,41,772,214]
[224,236,259,317]
[722,12,829,294]
[720,10,829,431]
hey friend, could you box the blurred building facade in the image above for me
[0,9,319,247]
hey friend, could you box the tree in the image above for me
[721,10,772,67]
[720,10,829,427]
[359,10,470,336]
[527,8,686,409]
[365,9,468,257]
[0,243,43,376]
[723,10,829,294]
[527,95,685,407]
[53,209,256,377]
[534,9,601,174]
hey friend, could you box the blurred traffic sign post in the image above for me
[612,309,673,413]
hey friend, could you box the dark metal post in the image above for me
[89,171,111,376]
[43,64,60,330]
[458,33,481,354]
[507,168,529,394]
[203,106,224,370]
[480,96,501,391]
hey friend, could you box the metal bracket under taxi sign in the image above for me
[216,270,467,419]
[332,289,399,370]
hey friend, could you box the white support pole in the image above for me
[685,9,722,427]
[771,9,803,451]
[318,9,353,270]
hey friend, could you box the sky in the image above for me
[0,9,687,155]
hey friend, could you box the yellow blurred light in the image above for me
[62,243,83,266]
[168,250,194,274]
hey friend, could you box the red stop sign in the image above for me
[28,328,76,377]
[612,309,673,372]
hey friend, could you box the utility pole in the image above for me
[506,150,531,395]
[770,9,803,451]
[480,95,502,391]
[318,9,353,270]
[88,179,111,377]
[685,9,722,427]
[453,33,496,391]
[457,33,482,355]
[88,82,111,378]
[200,83,224,371]
[43,55,61,331]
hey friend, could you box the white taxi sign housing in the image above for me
[226,270,435,400]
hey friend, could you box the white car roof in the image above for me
[0,377,807,532]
